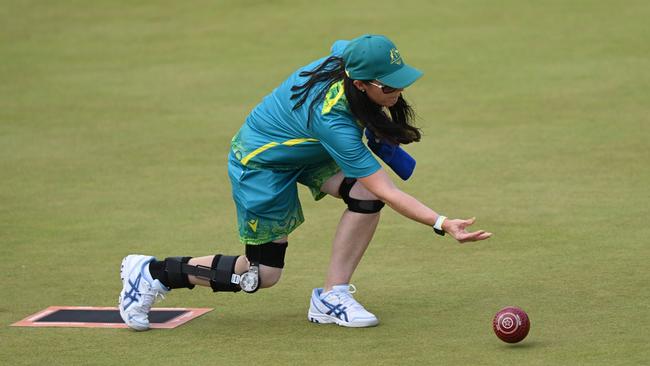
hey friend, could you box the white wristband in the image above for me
[434,215,447,231]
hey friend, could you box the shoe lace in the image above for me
[334,284,364,311]
[134,282,166,313]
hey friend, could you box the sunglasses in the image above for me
[367,81,400,94]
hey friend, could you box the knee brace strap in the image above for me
[339,177,385,214]
[209,255,241,292]
[163,257,195,289]
[164,255,243,292]
[246,242,288,268]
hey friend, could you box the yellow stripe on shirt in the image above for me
[240,141,279,165]
[282,138,319,146]
[239,138,319,165]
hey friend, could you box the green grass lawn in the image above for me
[1,1,648,364]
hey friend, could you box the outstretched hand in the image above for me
[442,217,492,243]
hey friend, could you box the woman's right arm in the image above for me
[358,168,492,243]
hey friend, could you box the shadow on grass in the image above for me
[499,340,542,350]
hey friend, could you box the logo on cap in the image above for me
[390,48,402,65]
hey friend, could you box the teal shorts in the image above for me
[228,152,340,245]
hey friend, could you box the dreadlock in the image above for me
[290,56,346,125]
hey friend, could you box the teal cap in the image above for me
[342,34,423,89]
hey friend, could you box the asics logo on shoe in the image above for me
[322,301,348,322]
[122,274,143,310]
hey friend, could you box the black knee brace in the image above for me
[209,255,242,292]
[163,255,241,293]
[339,177,385,214]
[229,242,287,293]
[161,243,288,294]
[246,242,288,269]
[163,256,195,289]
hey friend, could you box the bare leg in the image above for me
[320,172,381,292]
[324,211,380,291]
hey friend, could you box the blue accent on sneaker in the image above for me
[122,273,142,310]
[319,298,349,322]
[307,285,379,327]
[121,260,151,310]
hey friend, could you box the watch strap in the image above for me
[433,215,447,236]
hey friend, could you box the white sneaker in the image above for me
[308,284,379,328]
[118,255,169,331]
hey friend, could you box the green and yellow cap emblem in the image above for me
[342,34,423,89]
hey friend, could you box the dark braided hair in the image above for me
[291,56,421,144]
[290,56,346,125]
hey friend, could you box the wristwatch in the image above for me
[433,215,447,236]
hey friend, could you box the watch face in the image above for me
[240,271,259,292]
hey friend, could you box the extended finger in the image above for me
[458,230,490,243]
[459,217,476,230]
[455,230,482,243]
